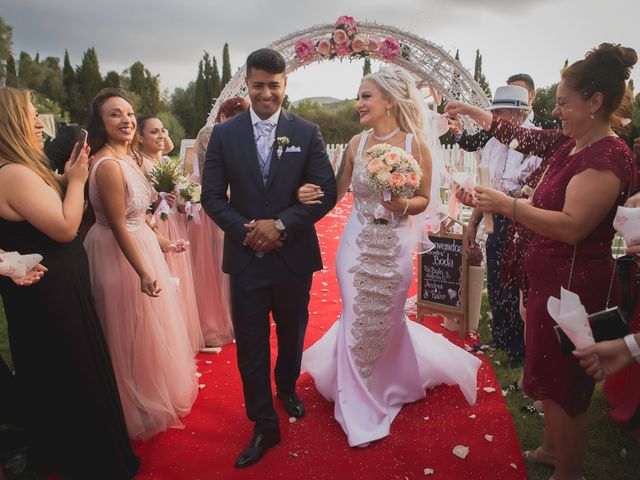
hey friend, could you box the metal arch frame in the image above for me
[205,21,489,128]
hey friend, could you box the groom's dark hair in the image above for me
[246,48,286,76]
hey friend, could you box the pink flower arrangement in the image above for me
[293,16,402,63]
[332,29,349,45]
[379,37,401,60]
[317,38,331,56]
[294,39,317,62]
[334,42,351,57]
[367,35,381,52]
[363,143,422,198]
[389,172,407,189]
[351,34,367,53]
[335,15,357,35]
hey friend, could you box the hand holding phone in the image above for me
[70,129,88,165]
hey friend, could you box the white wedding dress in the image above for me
[302,133,481,447]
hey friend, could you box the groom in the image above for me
[201,48,337,468]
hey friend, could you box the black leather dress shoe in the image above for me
[234,431,280,469]
[277,391,305,418]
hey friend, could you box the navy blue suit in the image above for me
[201,109,337,432]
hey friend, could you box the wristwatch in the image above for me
[274,218,286,233]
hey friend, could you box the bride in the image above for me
[299,68,481,447]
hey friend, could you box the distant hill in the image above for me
[291,96,342,107]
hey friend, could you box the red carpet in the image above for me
[132,194,527,480]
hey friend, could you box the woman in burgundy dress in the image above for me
[446,43,637,480]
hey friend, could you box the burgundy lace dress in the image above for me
[489,117,637,416]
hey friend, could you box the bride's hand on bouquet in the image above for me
[297,183,323,205]
[474,186,510,215]
[139,272,161,297]
[379,194,408,214]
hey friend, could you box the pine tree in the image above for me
[76,47,103,121]
[5,55,17,87]
[362,57,371,76]
[221,43,231,88]
[129,61,146,95]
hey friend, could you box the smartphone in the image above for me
[70,129,88,163]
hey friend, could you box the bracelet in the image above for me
[512,198,518,222]
[402,198,410,216]
[624,334,640,363]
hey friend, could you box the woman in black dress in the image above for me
[0,87,139,479]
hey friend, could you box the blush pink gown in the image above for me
[188,142,234,347]
[143,157,204,354]
[84,155,198,440]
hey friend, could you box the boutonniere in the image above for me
[276,136,290,159]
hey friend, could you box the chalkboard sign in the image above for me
[417,223,468,337]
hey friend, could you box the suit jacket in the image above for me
[201,109,337,275]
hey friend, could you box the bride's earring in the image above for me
[386,109,391,117]
[589,112,595,120]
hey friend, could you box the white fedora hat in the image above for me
[487,85,530,111]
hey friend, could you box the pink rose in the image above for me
[407,171,419,186]
[334,42,351,57]
[335,15,357,35]
[367,158,384,174]
[379,37,401,60]
[351,35,367,53]
[317,38,331,56]
[389,172,407,189]
[333,29,348,45]
[367,35,381,52]
[384,151,399,166]
[295,39,317,62]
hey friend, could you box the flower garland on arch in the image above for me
[294,15,401,62]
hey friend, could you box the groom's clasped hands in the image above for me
[243,219,285,253]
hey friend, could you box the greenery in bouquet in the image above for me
[148,157,182,193]
[363,143,422,198]
[177,179,202,221]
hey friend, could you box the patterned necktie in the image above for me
[255,120,276,164]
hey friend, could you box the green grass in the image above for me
[476,293,640,479]
[0,296,639,479]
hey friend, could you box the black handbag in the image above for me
[554,240,632,355]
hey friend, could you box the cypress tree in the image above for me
[76,47,103,120]
[5,55,17,87]
[221,43,231,88]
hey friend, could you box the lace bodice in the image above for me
[89,156,153,232]
[351,132,414,225]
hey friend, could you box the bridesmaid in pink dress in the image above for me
[135,116,204,354]
[84,88,198,440]
[189,97,249,348]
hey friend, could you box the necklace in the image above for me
[372,127,400,142]
[104,143,128,160]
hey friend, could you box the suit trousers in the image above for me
[229,252,312,433]
[485,214,525,362]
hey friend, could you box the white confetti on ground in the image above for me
[468,414,476,419]
[423,468,434,475]
[483,387,496,393]
[198,384,205,390]
[510,463,517,470]
[289,417,297,423]
[484,435,493,442]
[452,445,469,459]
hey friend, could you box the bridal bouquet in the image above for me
[148,157,184,221]
[363,143,422,197]
[177,178,203,223]
[363,143,422,223]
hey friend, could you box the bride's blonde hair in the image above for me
[0,87,62,197]
[363,68,424,137]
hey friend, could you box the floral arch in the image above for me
[206,16,489,128]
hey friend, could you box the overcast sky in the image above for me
[2,0,639,103]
